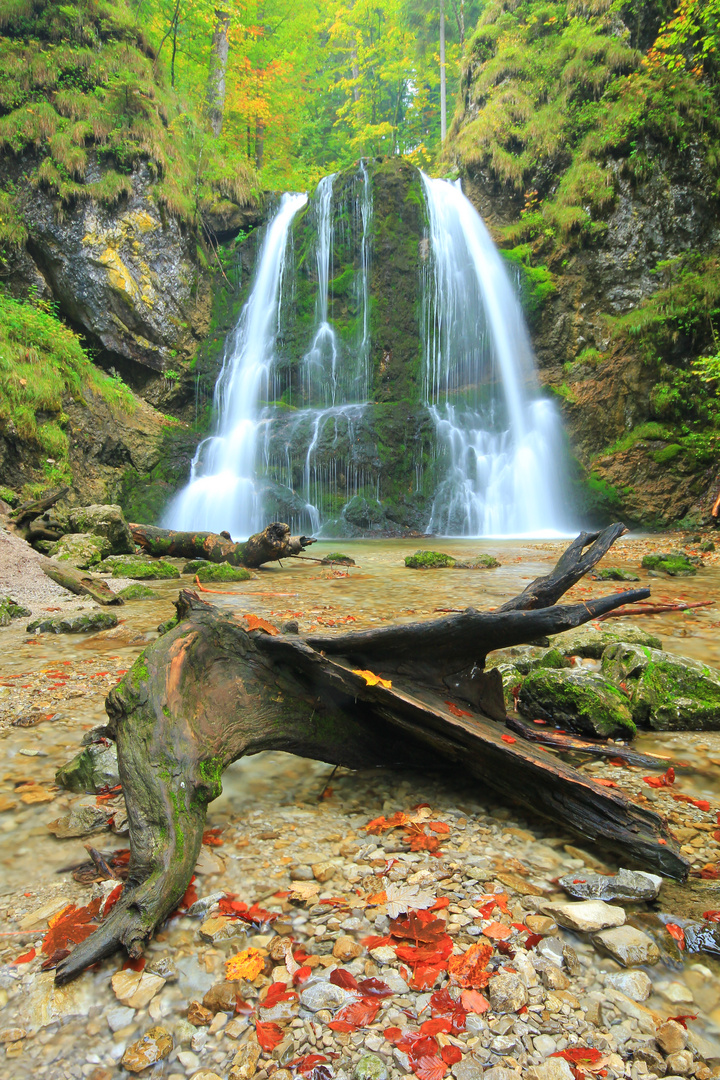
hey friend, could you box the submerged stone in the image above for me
[454,554,501,569]
[556,624,663,659]
[590,567,640,581]
[601,643,720,730]
[195,563,252,582]
[48,532,111,568]
[104,554,181,579]
[542,899,626,933]
[491,645,570,676]
[404,550,456,569]
[117,583,155,599]
[518,668,636,738]
[641,552,698,575]
[321,552,356,565]
[558,868,662,902]
[27,610,118,634]
[0,596,31,626]
[183,559,210,573]
[592,925,660,966]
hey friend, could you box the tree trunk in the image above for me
[128,521,316,568]
[40,558,124,607]
[54,524,688,985]
[207,7,230,136]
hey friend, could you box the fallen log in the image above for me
[597,600,714,620]
[40,558,124,606]
[54,523,688,984]
[504,714,683,769]
[9,486,69,527]
[129,520,315,568]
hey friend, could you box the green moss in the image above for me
[591,567,640,582]
[0,596,31,626]
[641,552,697,575]
[194,563,251,582]
[519,668,637,738]
[117,583,155,599]
[601,643,720,730]
[104,555,181,579]
[0,486,19,507]
[501,245,556,324]
[405,550,456,569]
[651,443,682,464]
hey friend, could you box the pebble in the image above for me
[111,969,166,1009]
[542,898,626,932]
[605,970,652,1001]
[299,981,358,1012]
[177,1050,201,1070]
[533,1034,557,1056]
[333,934,363,961]
[558,868,662,902]
[527,1060,574,1080]
[666,1049,694,1075]
[592,925,660,966]
[656,1019,689,1055]
[120,1026,172,1073]
[354,1052,388,1080]
[488,973,527,1013]
[106,1005,136,1032]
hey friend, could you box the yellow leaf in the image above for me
[225,946,265,981]
[352,668,392,689]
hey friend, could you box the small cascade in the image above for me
[420,174,567,536]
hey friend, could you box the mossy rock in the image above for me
[556,624,663,660]
[490,645,570,676]
[699,539,716,553]
[157,615,179,635]
[56,741,119,794]
[0,486,19,508]
[182,559,210,574]
[27,611,119,634]
[405,550,456,569]
[494,663,525,710]
[195,563,251,583]
[321,553,356,566]
[601,643,720,730]
[590,567,640,582]
[117,584,155,600]
[0,596,31,627]
[454,554,501,569]
[49,532,112,569]
[518,668,636,738]
[641,552,698,576]
[103,555,181,580]
[68,504,134,555]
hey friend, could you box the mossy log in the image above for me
[40,557,124,606]
[129,520,316,568]
[55,524,689,985]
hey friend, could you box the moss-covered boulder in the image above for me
[0,596,31,627]
[405,550,456,569]
[68,504,134,554]
[49,532,111,568]
[117,584,155,600]
[454,554,501,569]
[195,563,252,583]
[56,740,119,794]
[591,568,640,582]
[641,552,698,576]
[495,663,525,710]
[556,624,663,660]
[0,486,19,508]
[321,552,356,565]
[103,555,181,579]
[601,644,720,730]
[490,645,570,675]
[518,669,636,738]
[182,559,210,574]
[27,610,118,634]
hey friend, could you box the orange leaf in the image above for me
[461,989,489,1013]
[643,767,675,788]
[445,701,473,718]
[594,778,619,787]
[483,921,512,941]
[447,943,493,988]
[666,923,685,949]
[256,1020,284,1051]
[243,614,279,636]
[12,948,36,964]
[42,898,102,956]
[352,668,392,689]
[501,734,516,744]
[225,947,265,981]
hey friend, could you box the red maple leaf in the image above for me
[328,998,380,1032]
[410,961,448,991]
[445,701,473,718]
[202,826,224,846]
[430,988,467,1032]
[703,911,720,922]
[643,767,675,788]
[460,989,489,1013]
[358,977,393,997]
[441,1046,462,1066]
[668,1014,697,1028]
[261,982,298,1009]
[390,910,448,944]
[420,1017,452,1036]
[41,898,102,956]
[243,614,279,635]
[256,1021,284,1052]
[672,794,711,812]
[666,923,685,949]
[329,968,359,990]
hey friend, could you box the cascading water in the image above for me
[420,174,567,536]
[164,192,308,537]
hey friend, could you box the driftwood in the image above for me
[9,486,69,527]
[597,600,714,620]
[40,558,124,606]
[129,520,316,568]
[54,524,689,985]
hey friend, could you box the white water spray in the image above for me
[421,174,567,536]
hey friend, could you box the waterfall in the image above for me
[420,174,567,536]
[164,192,308,537]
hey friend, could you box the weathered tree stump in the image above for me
[54,524,689,984]
[129,520,316,568]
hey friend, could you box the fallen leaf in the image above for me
[461,989,489,1013]
[365,811,409,834]
[413,1054,447,1080]
[483,921,512,941]
[552,1048,603,1066]
[261,981,298,1009]
[668,1014,697,1028]
[666,923,685,949]
[447,943,493,988]
[256,1020,284,1051]
[643,767,675,788]
[671,794,710,812]
[703,911,720,922]
[386,883,437,918]
[501,734,516,744]
[329,968,359,991]
[445,701,473,718]
[225,947,265,981]
[352,668,392,689]
[12,948,36,965]
[328,998,380,1031]
[441,1046,462,1066]
[42,898,102,956]
[243,614,279,636]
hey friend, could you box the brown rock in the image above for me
[199,914,244,943]
[121,1026,172,1073]
[0,1028,27,1044]
[269,936,292,962]
[656,1019,689,1055]
[229,1042,262,1080]
[333,934,362,961]
[489,973,528,1013]
[540,964,570,990]
[187,1000,213,1026]
[525,915,557,934]
[203,980,241,1013]
[633,1045,667,1076]
[664,1049,694,1076]
[312,861,336,883]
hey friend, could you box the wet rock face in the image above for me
[23,161,208,375]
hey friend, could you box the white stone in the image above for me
[16,972,97,1030]
[661,980,694,1004]
[593,925,660,966]
[300,981,357,1012]
[533,1035,558,1057]
[605,970,653,1001]
[543,899,626,933]
[111,969,166,1009]
[527,1060,574,1080]
[178,1051,200,1070]
[107,1006,136,1033]
[369,946,396,964]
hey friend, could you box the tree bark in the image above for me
[128,521,316,569]
[10,486,69,527]
[40,558,124,606]
[207,7,230,136]
[54,524,688,985]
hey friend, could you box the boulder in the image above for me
[27,610,118,634]
[518,668,636,738]
[48,532,111,568]
[103,554,180,579]
[590,567,640,581]
[542,899,626,933]
[641,552,698,576]
[404,550,456,569]
[601,643,720,730]
[555,624,662,659]
[68,504,133,554]
[558,868,662,902]
[491,645,570,675]
[195,563,252,583]
[117,583,155,599]
[55,740,119,794]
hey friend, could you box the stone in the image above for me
[117,584,155,599]
[198,914,245,943]
[0,1028,26,1043]
[656,1020,689,1055]
[641,552,697,576]
[540,964,570,990]
[225,1018,250,1039]
[177,1051,200,1071]
[48,532,111,568]
[664,1050,694,1076]
[482,1070,521,1080]
[333,934,362,961]
[601,643,720,730]
[634,1045,667,1076]
[68,504,134,553]
[188,1072,223,1080]
[525,915,557,934]
[488,972,527,1013]
[0,597,31,626]
[526,1060,574,1080]
[518,668,636,738]
[451,1053,485,1080]
[300,981,358,1012]
[111,969,166,1009]
[591,567,640,581]
[556,624,663,659]
[259,998,297,1022]
[369,946,396,964]
[542,899,626,932]
[194,563,252,582]
[103,554,181,579]
[106,1006,135,1032]
[558,868,662,902]
[592,925,660,966]
[229,1042,262,1080]
[661,980,694,1004]
[47,799,114,837]
[121,1026,172,1073]
[533,1035,558,1057]
[27,610,118,634]
[605,970,652,1001]
[312,861,336,883]
[203,980,242,1013]
[354,1053,388,1080]
[404,550,456,569]
[187,1000,213,1026]
[55,740,119,794]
